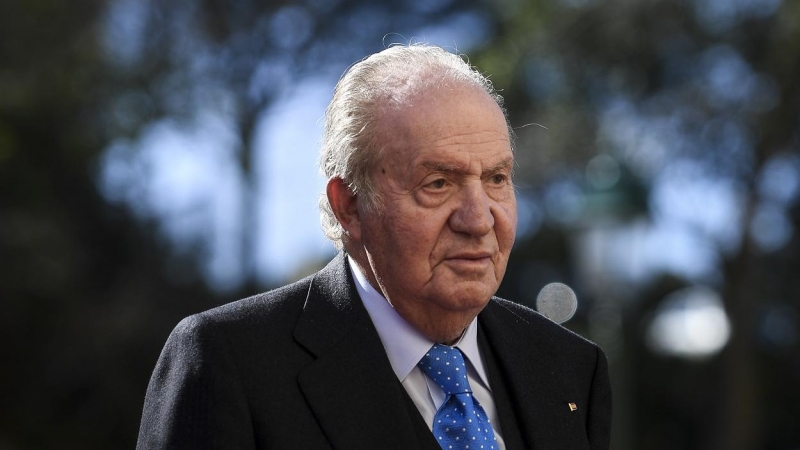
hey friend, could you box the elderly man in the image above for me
[137,44,612,450]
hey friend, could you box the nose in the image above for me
[449,182,494,236]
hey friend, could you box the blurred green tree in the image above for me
[478,1,800,449]
[2,0,799,448]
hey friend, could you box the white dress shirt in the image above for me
[349,257,506,449]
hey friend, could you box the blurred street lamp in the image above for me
[646,285,731,360]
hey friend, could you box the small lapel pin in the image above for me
[568,402,578,412]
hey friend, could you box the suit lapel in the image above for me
[477,326,526,449]
[479,299,582,449]
[293,254,438,450]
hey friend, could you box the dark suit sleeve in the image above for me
[587,345,613,450]
[136,315,255,450]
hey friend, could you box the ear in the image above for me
[326,177,362,242]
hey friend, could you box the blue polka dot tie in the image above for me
[418,344,497,450]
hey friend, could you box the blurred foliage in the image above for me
[483,1,800,449]
[0,1,223,447]
[1,0,799,449]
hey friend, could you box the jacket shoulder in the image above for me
[487,297,602,351]
[213,273,313,318]
[170,273,315,347]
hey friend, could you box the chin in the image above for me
[439,283,496,310]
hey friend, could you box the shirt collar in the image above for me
[348,256,491,387]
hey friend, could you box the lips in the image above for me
[443,251,495,270]
[446,251,493,260]
[442,254,494,276]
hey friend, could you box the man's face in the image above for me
[356,84,517,339]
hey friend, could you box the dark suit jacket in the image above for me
[137,253,611,449]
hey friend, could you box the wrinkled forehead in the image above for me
[369,84,512,173]
[374,74,512,150]
[377,82,509,142]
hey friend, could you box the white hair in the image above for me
[318,43,509,250]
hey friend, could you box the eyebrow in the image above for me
[420,157,514,176]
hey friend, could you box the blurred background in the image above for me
[2,0,799,448]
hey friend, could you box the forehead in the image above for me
[375,84,512,172]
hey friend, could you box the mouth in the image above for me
[443,252,494,269]
[448,252,492,260]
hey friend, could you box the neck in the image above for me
[346,249,481,344]
[392,302,478,344]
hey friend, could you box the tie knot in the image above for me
[418,344,472,395]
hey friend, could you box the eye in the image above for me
[490,174,507,184]
[428,178,447,189]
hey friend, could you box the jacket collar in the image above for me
[479,299,586,449]
[293,253,440,450]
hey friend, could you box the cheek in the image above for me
[392,204,446,237]
[496,203,518,248]
[377,213,432,258]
